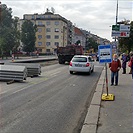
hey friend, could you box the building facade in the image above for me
[18,10,110,54]
[19,11,72,54]
[74,27,86,50]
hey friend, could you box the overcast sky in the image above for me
[2,0,133,41]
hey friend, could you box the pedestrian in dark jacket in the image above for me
[109,54,121,86]
[121,53,127,74]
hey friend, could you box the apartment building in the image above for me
[19,11,72,54]
[74,27,86,50]
[18,11,109,54]
[67,20,74,44]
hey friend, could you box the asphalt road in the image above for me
[0,62,103,133]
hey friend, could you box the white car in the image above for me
[69,55,94,74]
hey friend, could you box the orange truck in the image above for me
[57,44,83,64]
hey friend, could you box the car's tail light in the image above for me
[86,63,90,67]
[69,61,72,66]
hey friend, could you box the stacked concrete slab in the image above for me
[5,63,41,77]
[0,65,27,81]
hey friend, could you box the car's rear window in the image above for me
[72,57,87,62]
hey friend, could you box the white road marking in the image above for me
[50,71,61,76]
[0,91,8,95]
[0,77,48,95]
[12,84,35,94]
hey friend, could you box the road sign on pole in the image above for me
[111,24,130,38]
[98,45,112,63]
[98,44,114,101]
[120,32,130,37]
[120,25,130,31]
[112,25,120,31]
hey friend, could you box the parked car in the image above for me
[69,55,94,74]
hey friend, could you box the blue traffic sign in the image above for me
[98,45,112,63]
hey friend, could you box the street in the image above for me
[1,62,103,133]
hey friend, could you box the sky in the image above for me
[2,0,133,42]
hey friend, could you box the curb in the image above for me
[81,68,105,133]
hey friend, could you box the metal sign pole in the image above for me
[99,44,114,101]
[105,63,108,96]
[102,62,114,101]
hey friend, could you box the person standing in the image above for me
[129,51,133,74]
[121,53,127,74]
[109,54,121,86]
[130,53,133,79]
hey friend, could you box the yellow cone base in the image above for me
[102,93,115,101]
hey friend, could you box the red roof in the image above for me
[74,27,83,36]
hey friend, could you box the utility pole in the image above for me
[0,1,1,23]
[116,0,118,25]
[115,0,118,53]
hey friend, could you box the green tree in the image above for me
[86,37,98,52]
[75,40,81,45]
[12,17,20,53]
[21,20,37,53]
[0,4,12,28]
[0,4,20,58]
[0,4,13,57]
[118,21,133,53]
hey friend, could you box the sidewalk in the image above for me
[81,66,133,133]
[97,66,133,133]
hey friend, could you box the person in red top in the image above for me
[130,53,133,79]
[109,54,121,86]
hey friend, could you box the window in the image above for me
[38,28,42,33]
[38,35,42,39]
[32,15,34,19]
[46,35,51,39]
[55,28,59,32]
[38,21,43,25]
[55,21,59,25]
[46,49,50,52]
[72,57,87,62]
[41,15,45,19]
[55,42,59,47]
[46,21,51,25]
[48,15,51,18]
[38,48,42,52]
[88,57,91,62]
[55,35,59,39]
[38,42,42,46]
[46,28,51,32]
[46,42,51,46]
[37,15,41,19]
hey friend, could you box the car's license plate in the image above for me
[75,64,82,67]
